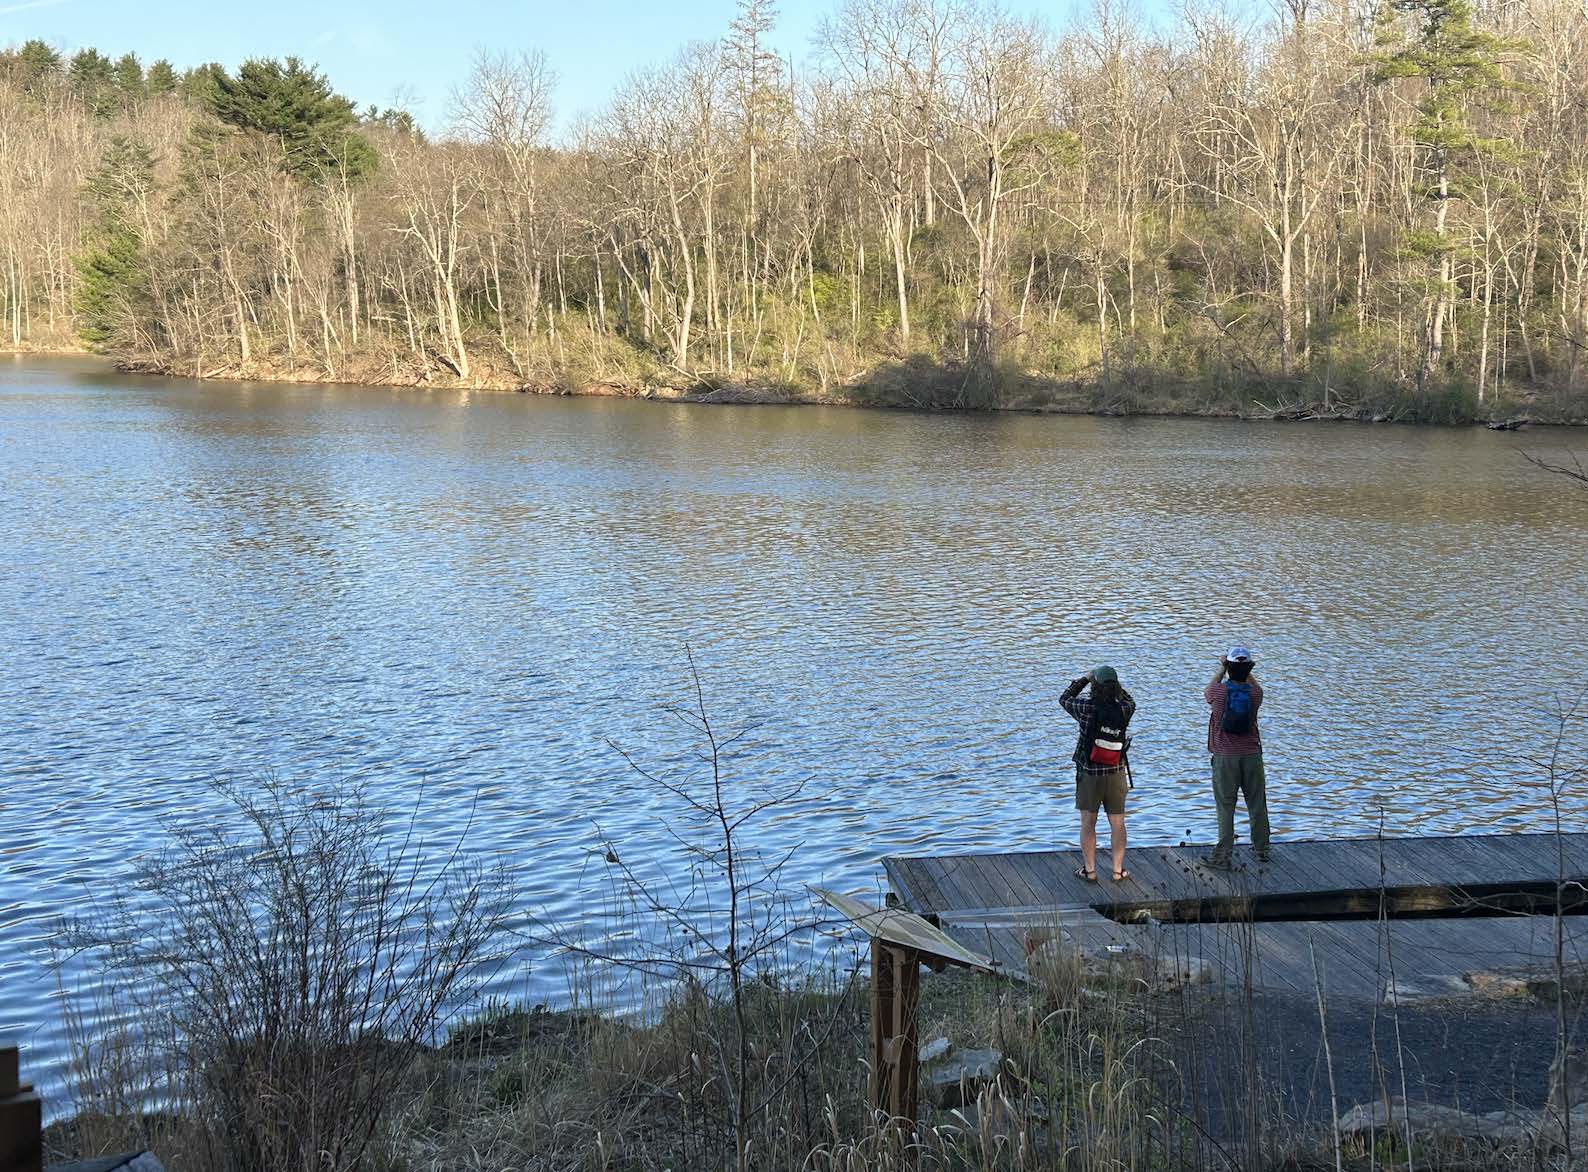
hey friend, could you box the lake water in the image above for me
[4,354,1587,1108]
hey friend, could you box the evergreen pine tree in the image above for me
[74,228,146,348]
[68,47,116,114]
[146,59,178,95]
[14,39,62,94]
[114,52,145,101]
[67,47,113,80]
[207,57,377,181]
[1375,0,1518,388]
[73,137,158,352]
[180,63,226,106]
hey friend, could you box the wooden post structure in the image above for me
[868,939,922,1125]
[811,887,992,1130]
[1,1045,43,1172]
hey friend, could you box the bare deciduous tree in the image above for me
[6,0,1588,415]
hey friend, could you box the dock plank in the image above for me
[884,857,948,914]
[917,856,981,912]
[1258,844,1354,893]
[982,853,1046,907]
[904,857,966,916]
[1004,851,1067,904]
[1113,846,1183,895]
[881,857,921,908]
[935,853,1023,912]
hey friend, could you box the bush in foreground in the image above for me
[58,778,512,1172]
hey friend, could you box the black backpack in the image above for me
[1086,696,1132,768]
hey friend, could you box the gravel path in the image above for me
[1156,986,1580,1138]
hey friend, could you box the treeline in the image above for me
[5,0,1588,420]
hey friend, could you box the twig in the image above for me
[1376,811,1415,1172]
[1311,936,1343,1172]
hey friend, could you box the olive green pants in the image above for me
[1211,752,1269,856]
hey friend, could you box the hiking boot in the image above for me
[1256,848,1272,863]
[1204,852,1232,870]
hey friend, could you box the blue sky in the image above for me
[0,0,834,131]
[1,0,1172,135]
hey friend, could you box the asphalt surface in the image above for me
[1152,985,1581,1139]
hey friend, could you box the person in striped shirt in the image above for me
[1204,645,1269,867]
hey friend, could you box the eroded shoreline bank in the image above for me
[9,346,1585,427]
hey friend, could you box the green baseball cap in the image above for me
[1092,665,1118,684]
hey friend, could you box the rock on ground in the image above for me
[1025,938,1212,992]
[923,1047,1005,1107]
[49,1153,165,1172]
[1337,1098,1529,1145]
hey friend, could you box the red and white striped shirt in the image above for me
[1205,678,1263,756]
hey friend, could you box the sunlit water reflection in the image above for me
[4,355,1586,1109]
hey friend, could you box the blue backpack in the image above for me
[1221,681,1254,734]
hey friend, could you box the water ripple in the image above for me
[3,355,1587,1109]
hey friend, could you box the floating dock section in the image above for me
[882,832,1588,1000]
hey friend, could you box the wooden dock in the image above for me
[882,832,1588,1000]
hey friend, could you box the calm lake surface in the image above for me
[4,354,1587,1105]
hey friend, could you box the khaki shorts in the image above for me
[1075,767,1128,816]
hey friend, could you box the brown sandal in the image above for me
[1074,864,1098,883]
[1112,868,1132,882]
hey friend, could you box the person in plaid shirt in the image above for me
[1060,665,1137,882]
[1204,645,1269,867]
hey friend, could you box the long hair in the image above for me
[1093,679,1123,702]
[1227,661,1254,682]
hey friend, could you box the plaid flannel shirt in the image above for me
[1060,678,1136,774]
